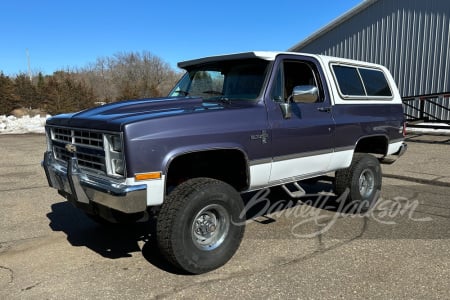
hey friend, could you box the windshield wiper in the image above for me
[202,97,231,104]
[201,90,223,96]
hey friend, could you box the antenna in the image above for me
[26,48,32,81]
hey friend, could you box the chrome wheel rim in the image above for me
[192,204,230,251]
[359,168,375,199]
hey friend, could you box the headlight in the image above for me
[104,134,125,177]
[112,158,124,175]
[110,135,122,152]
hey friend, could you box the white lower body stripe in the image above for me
[248,149,355,189]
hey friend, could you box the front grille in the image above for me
[50,127,106,174]
[53,128,104,149]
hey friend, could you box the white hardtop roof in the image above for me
[177,51,386,70]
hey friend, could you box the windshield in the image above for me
[169,59,269,101]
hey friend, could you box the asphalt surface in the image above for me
[0,134,449,299]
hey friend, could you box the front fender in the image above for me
[162,143,249,175]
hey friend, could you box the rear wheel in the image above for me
[335,153,382,212]
[157,178,245,274]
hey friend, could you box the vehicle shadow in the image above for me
[47,202,181,274]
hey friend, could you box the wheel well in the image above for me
[354,136,388,155]
[166,149,248,192]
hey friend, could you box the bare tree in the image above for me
[79,51,181,102]
[0,51,182,115]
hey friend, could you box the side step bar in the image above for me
[281,182,306,198]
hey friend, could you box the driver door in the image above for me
[267,56,335,182]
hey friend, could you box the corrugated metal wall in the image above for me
[291,0,450,99]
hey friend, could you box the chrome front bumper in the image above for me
[42,151,147,213]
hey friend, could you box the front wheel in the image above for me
[156,178,245,274]
[335,153,382,212]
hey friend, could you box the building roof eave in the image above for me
[288,0,379,52]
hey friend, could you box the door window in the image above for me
[271,60,322,103]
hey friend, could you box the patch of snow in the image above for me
[0,115,51,134]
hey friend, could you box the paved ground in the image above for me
[0,134,449,299]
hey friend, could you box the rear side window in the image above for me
[358,68,392,96]
[332,64,392,98]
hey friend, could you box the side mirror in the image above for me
[290,85,319,103]
[279,85,319,119]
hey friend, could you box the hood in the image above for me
[46,97,228,131]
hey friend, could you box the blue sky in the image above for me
[0,0,362,75]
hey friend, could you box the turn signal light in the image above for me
[135,172,162,181]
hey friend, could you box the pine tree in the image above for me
[14,74,37,109]
[0,73,18,115]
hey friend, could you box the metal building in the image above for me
[289,0,450,124]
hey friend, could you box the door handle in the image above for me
[317,106,332,112]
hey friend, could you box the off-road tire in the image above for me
[156,177,245,274]
[335,153,382,212]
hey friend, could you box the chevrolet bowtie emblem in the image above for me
[65,143,77,153]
